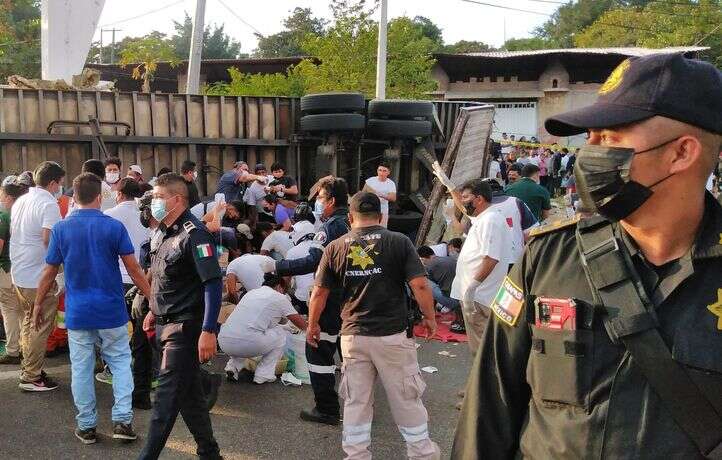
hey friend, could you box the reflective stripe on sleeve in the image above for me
[398,423,430,443]
[342,422,372,445]
[307,363,336,374]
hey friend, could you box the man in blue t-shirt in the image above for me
[33,173,151,446]
[263,193,293,231]
[216,161,266,203]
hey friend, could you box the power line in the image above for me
[0,38,40,47]
[100,0,185,27]
[460,0,550,15]
[215,0,265,37]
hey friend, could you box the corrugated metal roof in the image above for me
[439,46,708,59]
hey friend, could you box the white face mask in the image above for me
[193,171,198,180]
[106,172,120,184]
[52,185,64,199]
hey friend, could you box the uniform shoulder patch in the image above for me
[490,276,525,326]
[529,215,580,238]
[183,221,197,233]
[313,231,327,244]
[195,243,214,258]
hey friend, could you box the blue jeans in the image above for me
[68,326,134,430]
[429,280,461,311]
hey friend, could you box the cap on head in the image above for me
[545,53,722,137]
[350,191,381,215]
[129,165,143,175]
[236,223,253,240]
[254,163,266,173]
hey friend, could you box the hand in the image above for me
[463,279,482,305]
[55,273,65,297]
[198,331,217,363]
[432,161,457,191]
[142,311,156,331]
[306,322,321,348]
[259,257,276,274]
[131,294,146,320]
[31,304,43,331]
[421,317,437,340]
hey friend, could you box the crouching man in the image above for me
[308,191,440,460]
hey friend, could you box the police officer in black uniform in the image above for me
[453,53,722,459]
[139,174,223,460]
[270,177,350,425]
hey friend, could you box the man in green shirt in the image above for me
[504,164,551,222]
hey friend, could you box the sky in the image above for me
[92,0,561,55]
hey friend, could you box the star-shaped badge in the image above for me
[707,288,722,330]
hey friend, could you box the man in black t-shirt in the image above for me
[268,162,299,202]
[310,192,439,459]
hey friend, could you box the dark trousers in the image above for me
[138,320,220,460]
[131,314,156,401]
[306,305,341,417]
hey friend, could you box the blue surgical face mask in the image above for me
[150,198,168,221]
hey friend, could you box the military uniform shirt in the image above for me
[149,210,222,318]
[452,194,722,460]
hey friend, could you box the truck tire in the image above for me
[367,99,435,119]
[300,113,366,133]
[387,210,423,234]
[365,119,432,139]
[300,93,366,114]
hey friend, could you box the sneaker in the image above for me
[95,368,113,385]
[112,422,137,442]
[0,354,21,365]
[74,427,97,444]
[252,375,277,385]
[225,369,239,383]
[440,307,452,314]
[19,374,59,392]
[299,407,340,426]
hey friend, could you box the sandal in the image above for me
[450,322,466,334]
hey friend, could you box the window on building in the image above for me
[552,79,558,88]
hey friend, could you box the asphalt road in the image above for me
[0,339,471,459]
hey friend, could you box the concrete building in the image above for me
[431,47,707,145]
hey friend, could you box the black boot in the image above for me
[300,407,340,426]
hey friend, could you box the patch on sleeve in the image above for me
[490,277,525,326]
[313,231,327,244]
[195,243,213,258]
[183,221,197,233]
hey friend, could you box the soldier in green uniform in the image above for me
[453,53,722,459]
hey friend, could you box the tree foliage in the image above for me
[169,13,242,59]
[412,16,444,48]
[438,40,492,54]
[253,7,327,58]
[535,0,617,48]
[502,37,550,51]
[206,67,305,97]
[0,0,41,81]
[119,33,179,92]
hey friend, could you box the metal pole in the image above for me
[110,28,120,64]
[99,29,103,64]
[186,0,206,94]
[375,0,388,100]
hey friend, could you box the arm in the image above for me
[121,254,152,299]
[306,286,330,348]
[386,192,397,203]
[287,313,307,330]
[0,238,4,254]
[282,184,299,196]
[225,273,239,304]
[32,264,60,330]
[274,246,323,276]
[408,275,437,338]
[42,228,52,248]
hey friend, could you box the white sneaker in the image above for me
[224,359,240,382]
[253,375,277,385]
[440,307,452,314]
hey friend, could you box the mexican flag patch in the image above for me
[196,243,213,258]
[490,276,524,326]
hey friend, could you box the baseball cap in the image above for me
[350,191,381,214]
[236,223,253,240]
[234,161,247,168]
[129,165,143,175]
[254,163,266,172]
[545,53,722,137]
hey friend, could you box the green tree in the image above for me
[438,40,493,54]
[535,0,617,47]
[412,16,444,48]
[576,1,722,67]
[0,0,41,81]
[205,67,305,97]
[170,13,241,59]
[119,33,179,92]
[503,37,550,51]
[253,7,327,58]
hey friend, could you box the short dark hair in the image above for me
[417,246,435,258]
[522,164,540,178]
[228,200,244,214]
[104,157,121,169]
[139,183,153,194]
[562,148,569,154]
[181,160,196,174]
[154,173,188,198]
[377,160,391,170]
[33,161,65,188]
[483,178,503,193]
[319,177,348,208]
[157,167,173,177]
[448,238,463,251]
[508,163,523,174]
[262,273,287,291]
[270,162,285,173]
[82,159,105,179]
[73,173,102,205]
[2,183,28,200]
[255,221,274,235]
[461,178,492,203]
[117,177,142,199]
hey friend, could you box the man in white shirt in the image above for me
[10,161,65,391]
[104,178,150,287]
[363,162,396,228]
[487,156,501,183]
[260,228,293,260]
[225,253,276,304]
[284,220,320,311]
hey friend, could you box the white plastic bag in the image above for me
[285,332,310,384]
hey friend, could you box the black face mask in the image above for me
[463,200,476,216]
[574,138,678,221]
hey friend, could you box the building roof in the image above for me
[444,46,709,59]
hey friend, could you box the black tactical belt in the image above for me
[155,313,200,325]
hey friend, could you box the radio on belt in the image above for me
[534,297,578,330]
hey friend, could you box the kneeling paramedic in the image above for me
[309,191,440,460]
[138,173,222,460]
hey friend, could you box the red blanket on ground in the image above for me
[413,312,468,343]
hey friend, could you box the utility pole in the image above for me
[99,28,121,64]
[186,0,206,94]
[375,0,388,100]
[99,29,103,64]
